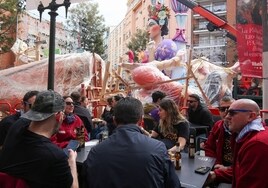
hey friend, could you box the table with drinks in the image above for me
[175,153,215,188]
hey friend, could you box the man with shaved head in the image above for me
[208,99,268,187]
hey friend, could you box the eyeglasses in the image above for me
[187,100,197,103]
[24,101,32,108]
[218,106,230,112]
[227,109,252,116]
[65,102,74,106]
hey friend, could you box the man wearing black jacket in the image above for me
[83,97,181,188]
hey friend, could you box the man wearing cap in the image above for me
[0,90,78,188]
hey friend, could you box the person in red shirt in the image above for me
[208,99,268,187]
[204,96,235,185]
[51,96,89,148]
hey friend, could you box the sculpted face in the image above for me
[147,20,161,40]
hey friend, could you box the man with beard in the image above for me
[0,90,78,188]
[187,94,214,137]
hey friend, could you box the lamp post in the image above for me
[38,0,71,90]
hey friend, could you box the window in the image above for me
[213,2,226,12]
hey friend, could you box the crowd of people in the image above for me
[0,88,267,187]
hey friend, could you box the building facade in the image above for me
[0,12,78,70]
[191,0,236,66]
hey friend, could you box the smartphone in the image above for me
[63,140,80,156]
[194,166,211,174]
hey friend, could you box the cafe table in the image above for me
[176,153,216,188]
[76,140,215,188]
[76,139,99,164]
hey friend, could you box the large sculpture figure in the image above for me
[122,1,240,107]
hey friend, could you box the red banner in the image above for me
[236,0,263,78]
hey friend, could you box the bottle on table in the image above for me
[189,134,196,158]
[175,142,181,170]
[76,127,85,151]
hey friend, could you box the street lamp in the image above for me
[37,0,71,90]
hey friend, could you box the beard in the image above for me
[52,121,61,135]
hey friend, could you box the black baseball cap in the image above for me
[21,90,65,121]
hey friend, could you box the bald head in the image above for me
[227,99,261,133]
[233,99,260,115]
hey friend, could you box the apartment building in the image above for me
[190,0,236,65]
[18,12,78,58]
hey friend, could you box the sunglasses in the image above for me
[65,102,74,106]
[24,101,32,108]
[227,109,252,116]
[218,106,230,112]
[187,100,197,103]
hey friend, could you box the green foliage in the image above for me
[67,2,107,57]
[126,29,149,62]
[0,0,25,54]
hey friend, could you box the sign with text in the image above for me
[236,0,263,78]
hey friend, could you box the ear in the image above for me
[137,116,144,127]
[249,111,258,120]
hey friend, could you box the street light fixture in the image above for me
[37,0,71,90]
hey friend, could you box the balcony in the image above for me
[193,38,226,48]
[192,46,227,65]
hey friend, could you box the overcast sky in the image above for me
[28,0,127,27]
[92,0,127,26]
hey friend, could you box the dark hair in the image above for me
[113,95,123,102]
[107,97,113,105]
[70,91,81,102]
[188,94,200,103]
[159,98,187,135]
[152,91,166,103]
[80,96,88,103]
[114,97,144,125]
[63,95,71,100]
[220,96,235,103]
[160,18,169,36]
[23,90,39,102]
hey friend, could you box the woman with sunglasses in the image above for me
[51,96,89,148]
[150,98,189,152]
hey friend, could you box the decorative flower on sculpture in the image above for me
[148,2,170,26]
